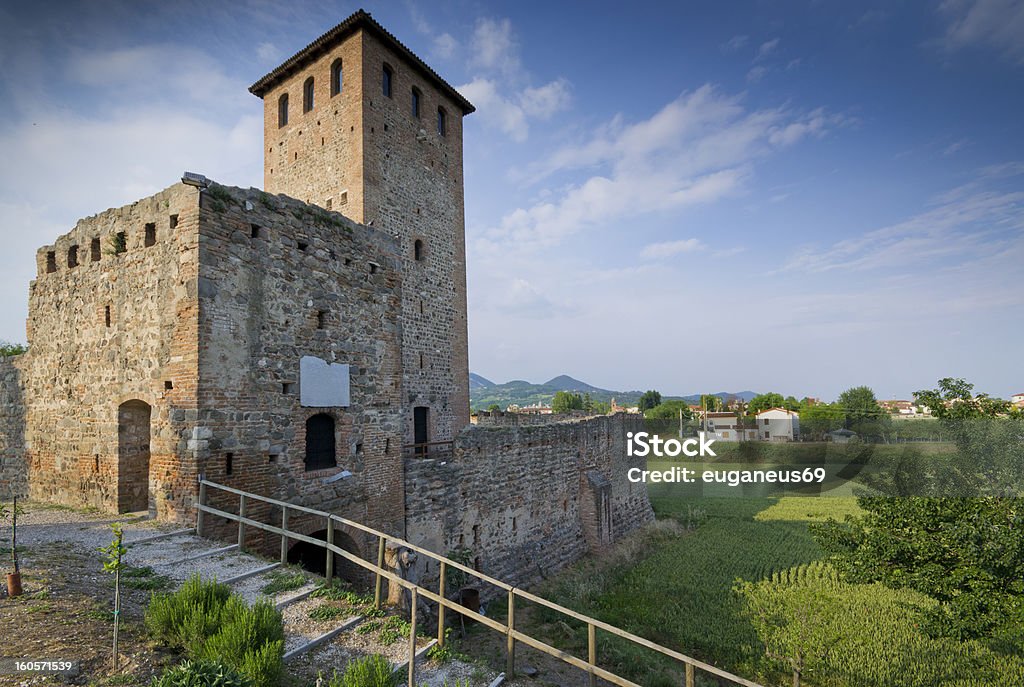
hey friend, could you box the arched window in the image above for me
[305,414,336,471]
[437,106,447,136]
[278,93,289,127]
[411,87,421,118]
[330,59,343,97]
[303,77,314,113]
[382,64,393,98]
[414,239,424,261]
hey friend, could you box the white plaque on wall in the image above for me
[299,356,350,407]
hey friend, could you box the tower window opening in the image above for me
[414,239,424,262]
[225,453,234,476]
[46,251,57,273]
[316,310,327,329]
[305,413,336,471]
[437,107,447,136]
[91,238,101,262]
[67,245,79,268]
[144,223,156,247]
[382,64,393,98]
[114,232,127,254]
[303,76,315,113]
[250,224,261,239]
[278,92,289,127]
[411,87,421,118]
[169,214,179,229]
[331,58,343,96]
[105,305,111,328]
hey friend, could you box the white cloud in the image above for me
[457,17,571,141]
[640,238,705,259]
[256,41,281,65]
[939,0,1024,63]
[747,65,768,83]
[476,86,841,258]
[433,33,457,59]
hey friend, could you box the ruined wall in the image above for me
[404,414,654,591]
[474,411,597,427]
[193,185,406,545]
[0,357,27,500]
[21,185,202,518]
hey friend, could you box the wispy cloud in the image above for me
[640,238,705,259]
[938,0,1024,64]
[481,85,842,253]
[782,170,1024,274]
[721,35,749,52]
[757,38,780,60]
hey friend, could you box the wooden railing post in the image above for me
[686,662,695,687]
[237,494,247,552]
[507,590,516,677]
[196,481,207,537]
[407,586,418,687]
[326,517,335,583]
[280,506,289,564]
[588,622,596,687]
[374,535,385,608]
[437,561,447,646]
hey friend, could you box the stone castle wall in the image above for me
[192,184,406,547]
[0,356,27,500]
[404,414,654,592]
[19,184,203,517]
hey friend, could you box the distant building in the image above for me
[508,402,552,415]
[756,408,800,442]
[1012,393,1024,409]
[704,412,757,442]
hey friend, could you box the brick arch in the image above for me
[284,512,369,585]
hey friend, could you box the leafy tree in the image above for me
[700,394,723,412]
[551,391,584,414]
[813,378,1024,640]
[798,402,843,441]
[783,396,801,411]
[99,522,128,670]
[486,404,502,413]
[590,401,611,415]
[748,392,785,415]
[644,400,694,421]
[0,341,27,357]
[637,390,662,413]
[837,386,888,438]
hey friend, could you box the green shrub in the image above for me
[326,654,396,687]
[151,660,252,687]
[145,575,284,687]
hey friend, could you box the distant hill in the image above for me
[469,374,758,411]
[469,373,495,390]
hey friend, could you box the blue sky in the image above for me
[1,0,1021,401]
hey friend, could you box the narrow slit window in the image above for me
[330,58,343,96]
[414,239,424,262]
[437,107,447,136]
[144,223,156,247]
[278,92,289,127]
[316,310,326,329]
[382,64,393,98]
[67,245,79,268]
[303,76,314,113]
[90,238,101,262]
[169,214,179,229]
[46,251,57,273]
[225,453,234,476]
[411,87,421,118]
[250,224,261,239]
[105,305,111,327]
[305,414,336,471]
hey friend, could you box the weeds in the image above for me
[259,567,307,595]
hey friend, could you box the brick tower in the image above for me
[250,10,474,448]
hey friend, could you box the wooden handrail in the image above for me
[195,479,763,687]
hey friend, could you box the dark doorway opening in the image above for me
[117,400,152,513]
[287,528,364,584]
[413,406,429,455]
[305,413,336,471]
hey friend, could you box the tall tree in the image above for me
[748,392,785,415]
[637,390,662,413]
[837,386,888,438]
[552,391,584,413]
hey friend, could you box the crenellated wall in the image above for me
[404,413,654,592]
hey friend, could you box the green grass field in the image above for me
[531,489,1024,687]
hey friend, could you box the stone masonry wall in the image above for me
[193,184,406,548]
[404,414,654,593]
[20,184,202,518]
[0,356,27,500]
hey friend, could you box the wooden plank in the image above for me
[274,584,318,611]
[156,543,238,567]
[407,588,418,687]
[125,528,194,546]
[391,639,437,677]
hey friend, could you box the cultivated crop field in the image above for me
[531,488,1024,687]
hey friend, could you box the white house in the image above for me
[755,408,800,442]
[1012,393,1024,409]
[705,412,758,442]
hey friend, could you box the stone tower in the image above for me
[250,10,474,448]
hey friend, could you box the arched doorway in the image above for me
[118,400,151,513]
[287,528,364,585]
